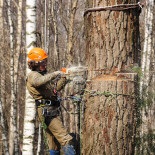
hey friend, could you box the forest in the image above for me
[0,0,154,155]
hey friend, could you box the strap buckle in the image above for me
[43,100,52,106]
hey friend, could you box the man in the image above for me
[26,47,75,155]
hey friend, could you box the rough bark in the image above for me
[82,74,137,155]
[66,0,78,66]
[83,0,140,154]
[0,101,9,155]
[0,1,5,154]
[85,0,141,79]
[139,1,155,154]
[15,0,23,154]
[7,0,19,153]
[51,0,59,68]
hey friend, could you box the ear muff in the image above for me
[28,60,39,70]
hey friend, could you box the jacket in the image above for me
[26,71,66,100]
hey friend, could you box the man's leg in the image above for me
[46,129,60,150]
[48,116,76,155]
[37,108,61,154]
[46,132,60,155]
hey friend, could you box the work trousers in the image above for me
[37,107,73,150]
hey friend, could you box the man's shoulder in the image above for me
[28,71,42,78]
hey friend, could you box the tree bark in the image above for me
[66,0,78,66]
[61,66,87,154]
[15,1,23,154]
[84,0,141,79]
[51,0,59,68]
[22,0,36,154]
[0,101,9,155]
[82,74,137,155]
[83,0,140,154]
[139,1,155,154]
[7,0,19,153]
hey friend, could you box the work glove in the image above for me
[54,71,68,91]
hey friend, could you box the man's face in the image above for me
[39,59,47,71]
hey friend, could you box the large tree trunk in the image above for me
[85,1,141,78]
[82,0,141,154]
[82,74,137,155]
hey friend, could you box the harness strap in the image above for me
[35,99,60,107]
[36,99,61,127]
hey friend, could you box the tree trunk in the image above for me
[51,0,59,68]
[0,1,8,154]
[139,1,155,154]
[0,101,9,155]
[7,0,19,154]
[22,0,36,154]
[16,0,23,154]
[84,1,141,78]
[61,66,87,154]
[66,0,78,66]
[83,0,141,154]
[82,74,137,155]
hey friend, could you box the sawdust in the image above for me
[91,73,136,81]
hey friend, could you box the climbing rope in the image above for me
[58,89,134,114]
[58,95,82,114]
[84,2,144,16]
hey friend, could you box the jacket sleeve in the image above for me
[28,71,62,87]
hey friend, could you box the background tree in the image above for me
[22,0,36,154]
[0,101,9,155]
[0,0,9,154]
[36,0,85,69]
[138,0,155,154]
[7,0,20,153]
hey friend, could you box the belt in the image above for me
[35,99,60,107]
[42,108,60,117]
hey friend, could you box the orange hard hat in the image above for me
[28,47,48,62]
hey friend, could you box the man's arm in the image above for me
[28,71,62,87]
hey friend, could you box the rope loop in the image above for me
[84,2,144,16]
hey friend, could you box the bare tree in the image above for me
[7,0,20,154]
[22,0,36,154]
[58,0,85,67]
[50,0,59,68]
[139,1,155,154]
[0,101,9,155]
[0,1,9,154]
[66,0,78,66]
[16,1,23,153]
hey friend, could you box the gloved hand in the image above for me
[53,71,68,91]
[54,71,66,80]
[55,70,71,82]
[54,71,62,76]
